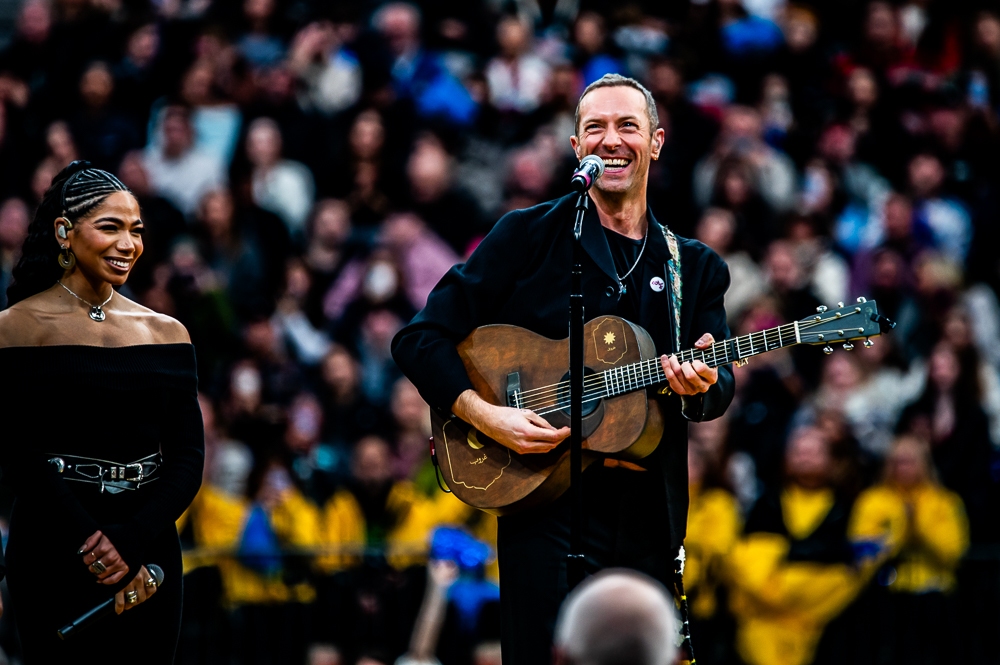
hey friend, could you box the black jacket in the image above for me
[391,193,735,547]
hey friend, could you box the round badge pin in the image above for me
[650,276,665,292]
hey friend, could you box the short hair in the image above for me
[371,2,421,31]
[554,569,677,665]
[574,74,660,136]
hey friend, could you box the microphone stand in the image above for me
[567,191,588,590]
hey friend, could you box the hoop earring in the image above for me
[58,246,76,270]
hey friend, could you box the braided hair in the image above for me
[6,161,132,306]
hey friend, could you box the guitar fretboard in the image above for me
[599,322,800,397]
[507,301,880,417]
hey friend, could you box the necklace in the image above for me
[57,281,114,322]
[614,226,648,295]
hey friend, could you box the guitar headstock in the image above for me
[796,298,888,354]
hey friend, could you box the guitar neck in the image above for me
[599,322,801,397]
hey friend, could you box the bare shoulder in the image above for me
[117,296,191,344]
[0,297,50,347]
[148,313,191,344]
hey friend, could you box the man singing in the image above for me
[392,74,735,664]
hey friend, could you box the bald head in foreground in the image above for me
[553,569,679,665]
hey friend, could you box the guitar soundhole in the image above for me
[555,368,601,417]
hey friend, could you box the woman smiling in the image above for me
[0,161,204,663]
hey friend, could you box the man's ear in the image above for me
[651,127,666,160]
[569,134,582,161]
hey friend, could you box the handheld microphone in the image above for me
[57,564,164,640]
[570,155,605,193]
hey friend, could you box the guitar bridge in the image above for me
[506,372,522,409]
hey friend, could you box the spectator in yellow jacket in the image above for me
[727,426,862,665]
[684,443,741,664]
[182,447,323,665]
[849,434,969,664]
[313,436,485,657]
[316,435,473,574]
[201,457,323,606]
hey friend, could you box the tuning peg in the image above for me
[823,345,833,355]
[837,302,845,308]
[874,314,897,332]
[864,338,874,348]
[816,305,828,313]
[843,342,854,351]
[856,297,867,303]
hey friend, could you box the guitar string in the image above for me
[518,335,804,411]
[513,323,800,406]
[524,322,808,415]
[511,315,859,410]
[512,318,814,403]
[512,322,799,404]
[513,312,850,403]
[530,326,802,416]
[520,331,804,408]
[516,324,798,410]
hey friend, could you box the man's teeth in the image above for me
[604,159,630,167]
[107,259,129,269]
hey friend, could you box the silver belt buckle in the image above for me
[72,463,106,493]
[124,463,144,482]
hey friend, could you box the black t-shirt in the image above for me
[603,227,646,324]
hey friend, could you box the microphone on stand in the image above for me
[570,155,605,193]
[57,564,165,640]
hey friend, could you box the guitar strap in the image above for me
[662,225,682,353]
[662,224,696,664]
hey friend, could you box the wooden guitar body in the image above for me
[432,316,663,515]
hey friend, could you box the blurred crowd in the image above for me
[1,0,1000,663]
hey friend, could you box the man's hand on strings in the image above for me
[484,407,570,454]
[453,390,570,455]
[660,333,719,396]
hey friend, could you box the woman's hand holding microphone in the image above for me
[113,565,158,614]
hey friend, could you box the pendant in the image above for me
[619,282,627,296]
[89,306,106,322]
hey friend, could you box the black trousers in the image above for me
[496,464,675,665]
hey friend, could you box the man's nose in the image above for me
[602,127,621,151]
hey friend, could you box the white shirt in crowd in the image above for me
[142,146,227,217]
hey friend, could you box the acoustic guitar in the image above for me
[430,299,889,515]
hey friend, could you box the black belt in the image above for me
[47,452,162,493]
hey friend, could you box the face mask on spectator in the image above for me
[233,365,263,400]
[363,262,398,302]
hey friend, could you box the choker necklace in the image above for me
[614,226,648,295]
[57,281,114,322]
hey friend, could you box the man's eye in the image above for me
[133,227,145,235]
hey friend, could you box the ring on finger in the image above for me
[90,560,107,574]
[144,576,157,588]
[126,590,138,604]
